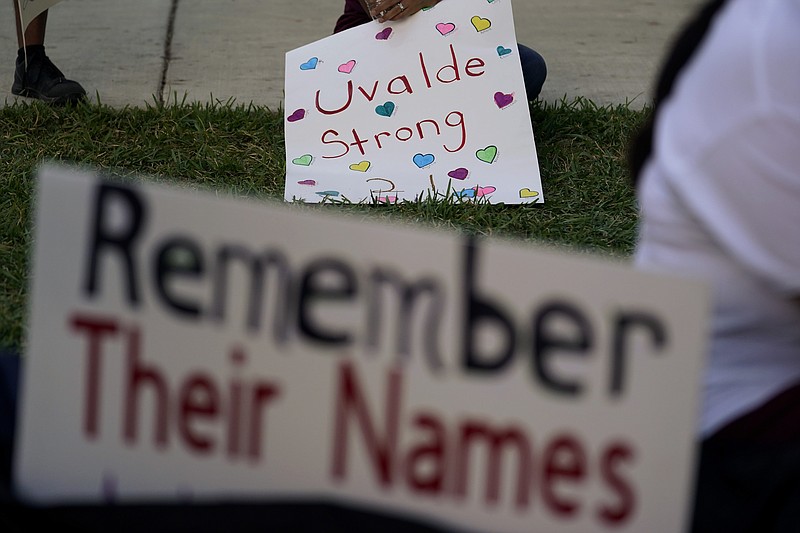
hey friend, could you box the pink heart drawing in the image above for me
[338,60,357,74]
[447,167,469,180]
[476,186,497,197]
[436,22,456,35]
[297,179,316,186]
[494,92,514,109]
[376,27,393,40]
[287,108,305,122]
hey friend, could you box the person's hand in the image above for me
[369,0,440,23]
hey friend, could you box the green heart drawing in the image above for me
[292,154,313,166]
[476,145,498,164]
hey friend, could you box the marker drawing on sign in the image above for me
[375,101,396,117]
[287,109,306,122]
[436,22,456,36]
[292,154,314,166]
[349,161,371,172]
[300,57,319,70]
[376,27,393,40]
[447,167,469,180]
[338,60,357,74]
[494,91,514,109]
[476,145,498,164]
[471,16,491,32]
[496,45,512,57]
[413,153,436,168]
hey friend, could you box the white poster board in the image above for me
[17,164,708,533]
[283,0,542,204]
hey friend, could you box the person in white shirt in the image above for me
[629,0,800,530]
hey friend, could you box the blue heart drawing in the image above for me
[375,101,396,117]
[316,190,340,197]
[300,57,319,70]
[413,153,435,168]
[455,188,477,198]
[496,46,512,57]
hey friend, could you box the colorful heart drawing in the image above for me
[413,153,436,168]
[494,91,514,108]
[496,45,512,57]
[436,22,456,36]
[292,154,313,166]
[471,16,492,32]
[316,190,341,197]
[457,186,495,198]
[376,27,393,40]
[375,101,396,117]
[519,188,540,198]
[338,60,357,74]
[476,145,498,164]
[378,195,398,203]
[300,57,318,70]
[297,179,317,186]
[349,161,371,172]
[447,167,469,180]
[287,108,306,122]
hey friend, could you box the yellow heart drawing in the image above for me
[519,188,540,198]
[471,16,491,32]
[349,161,371,172]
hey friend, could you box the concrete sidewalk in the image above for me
[1,0,703,109]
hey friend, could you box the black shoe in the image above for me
[12,45,86,105]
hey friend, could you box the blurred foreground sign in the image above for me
[17,165,708,532]
[283,0,541,204]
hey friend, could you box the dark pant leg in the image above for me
[0,349,21,504]
[516,43,547,101]
[691,381,800,533]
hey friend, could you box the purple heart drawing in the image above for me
[494,92,514,109]
[287,108,306,122]
[297,179,316,186]
[447,167,469,180]
[376,27,393,40]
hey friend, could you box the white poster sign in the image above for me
[283,0,542,204]
[17,164,708,533]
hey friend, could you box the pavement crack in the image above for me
[157,0,180,106]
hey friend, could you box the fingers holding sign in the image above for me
[369,0,440,23]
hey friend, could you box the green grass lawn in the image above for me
[0,97,647,350]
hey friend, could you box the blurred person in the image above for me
[11,2,86,104]
[629,0,800,531]
[333,0,547,101]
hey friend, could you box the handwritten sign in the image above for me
[283,0,542,204]
[16,164,708,532]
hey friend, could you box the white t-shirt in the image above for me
[634,0,800,437]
